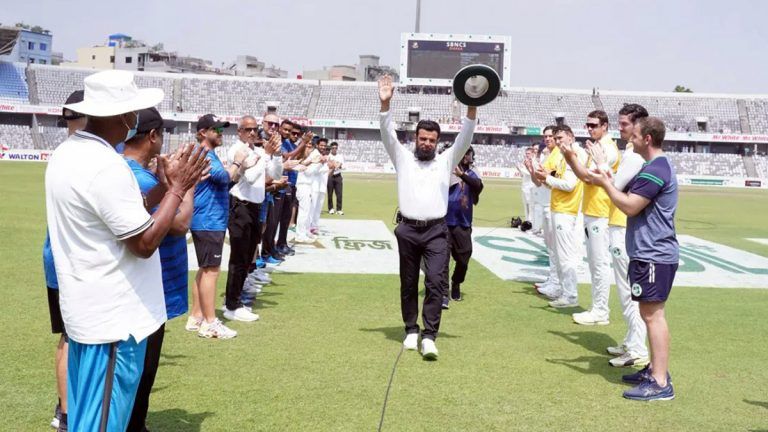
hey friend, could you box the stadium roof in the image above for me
[0,27,20,56]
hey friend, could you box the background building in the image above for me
[0,24,53,64]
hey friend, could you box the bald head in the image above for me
[238,115,259,145]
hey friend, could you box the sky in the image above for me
[4,0,768,94]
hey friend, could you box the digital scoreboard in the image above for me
[400,33,511,88]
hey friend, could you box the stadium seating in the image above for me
[180,76,315,117]
[31,64,175,111]
[665,151,746,177]
[314,84,596,127]
[0,62,30,103]
[745,99,768,134]
[0,124,34,149]
[500,89,596,128]
[753,155,768,179]
[600,93,741,133]
[39,126,68,149]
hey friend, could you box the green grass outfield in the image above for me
[2,162,768,431]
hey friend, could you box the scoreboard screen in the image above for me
[407,40,504,80]
[400,33,511,88]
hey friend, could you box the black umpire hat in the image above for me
[135,107,176,133]
[196,114,230,131]
[62,90,85,120]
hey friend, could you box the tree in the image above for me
[674,85,693,93]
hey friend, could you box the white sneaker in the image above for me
[251,270,272,284]
[185,315,203,332]
[421,339,439,360]
[572,310,610,326]
[609,351,649,368]
[403,333,419,350]
[198,319,237,339]
[537,284,562,300]
[606,345,627,356]
[329,208,336,214]
[223,306,260,322]
[548,296,578,308]
[337,210,344,215]
[243,281,263,295]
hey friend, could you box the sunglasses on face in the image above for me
[266,121,279,128]
[210,127,224,134]
[241,127,258,133]
[585,123,601,129]
[291,131,301,136]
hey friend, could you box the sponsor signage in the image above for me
[187,219,399,274]
[470,228,768,288]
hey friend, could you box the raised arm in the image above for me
[448,111,478,166]
[378,75,403,164]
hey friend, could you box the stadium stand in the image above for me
[39,125,68,150]
[501,89,596,128]
[754,155,768,179]
[0,124,34,149]
[665,151,747,177]
[0,62,30,103]
[180,76,315,117]
[31,64,175,111]
[745,99,768,134]
[600,92,742,133]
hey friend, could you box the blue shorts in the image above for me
[68,336,147,432]
[628,260,678,302]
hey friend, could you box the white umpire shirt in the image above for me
[329,152,344,176]
[227,140,283,204]
[45,131,165,344]
[380,111,476,220]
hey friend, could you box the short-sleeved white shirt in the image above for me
[45,131,166,344]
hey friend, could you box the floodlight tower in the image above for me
[415,0,422,33]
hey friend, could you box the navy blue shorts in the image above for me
[628,260,678,302]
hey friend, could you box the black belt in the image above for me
[400,216,445,228]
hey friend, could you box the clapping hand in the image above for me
[585,140,607,166]
[158,144,209,193]
[266,133,281,156]
[533,166,548,182]
[587,167,611,187]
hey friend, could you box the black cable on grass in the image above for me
[378,345,405,432]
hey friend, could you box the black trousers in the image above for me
[394,221,449,340]
[262,194,283,258]
[448,225,473,296]
[276,186,295,248]
[127,323,165,432]
[327,174,343,211]
[225,197,262,310]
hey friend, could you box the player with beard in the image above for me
[378,75,477,360]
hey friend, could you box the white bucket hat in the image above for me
[63,70,164,117]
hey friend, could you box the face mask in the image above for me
[124,112,139,142]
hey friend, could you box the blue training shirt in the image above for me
[125,158,189,320]
[280,138,298,193]
[191,149,230,231]
[43,231,58,289]
[626,155,679,264]
[446,169,482,228]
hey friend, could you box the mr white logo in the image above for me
[470,228,768,289]
[631,283,643,297]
